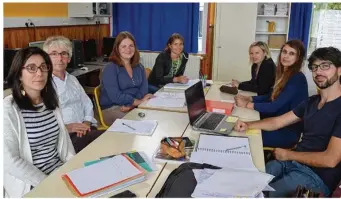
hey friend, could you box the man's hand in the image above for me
[234,120,248,132]
[231,79,240,87]
[274,148,291,161]
[66,123,90,137]
[174,76,189,84]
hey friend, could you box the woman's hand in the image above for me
[173,76,189,84]
[234,95,249,108]
[120,106,133,112]
[231,79,240,87]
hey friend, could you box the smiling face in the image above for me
[312,59,341,89]
[20,54,48,94]
[169,38,184,56]
[249,46,266,65]
[280,45,298,68]
[118,38,135,61]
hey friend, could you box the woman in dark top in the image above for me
[148,33,189,91]
[235,40,309,148]
[232,41,276,95]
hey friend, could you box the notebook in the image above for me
[107,119,158,136]
[190,133,257,171]
[147,97,185,108]
[62,154,146,197]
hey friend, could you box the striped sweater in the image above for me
[21,104,63,175]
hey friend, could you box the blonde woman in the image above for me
[232,41,276,95]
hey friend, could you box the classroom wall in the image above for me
[4,3,68,17]
[3,3,110,52]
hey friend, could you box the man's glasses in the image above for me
[308,62,332,72]
[49,51,69,58]
[23,63,50,73]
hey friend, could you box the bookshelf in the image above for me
[255,3,291,63]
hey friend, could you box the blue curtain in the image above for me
[112,3,199,53]
[288,3,313,51]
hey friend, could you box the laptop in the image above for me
[184,81,235,135]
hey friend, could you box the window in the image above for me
[198,3,207,53]
[308,3,341,56]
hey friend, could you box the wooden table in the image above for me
[25,109,189,198]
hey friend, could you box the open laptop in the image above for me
[184,81,235,135]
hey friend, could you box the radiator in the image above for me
[140,52,202,79]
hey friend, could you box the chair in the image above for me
[92,85,109,130]
[145,67,152,79]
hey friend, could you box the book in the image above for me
[206,100,234,115]
[153,137,195,164]
[107,119,158,136]
[62,154,146,197]
[163,79,200,90]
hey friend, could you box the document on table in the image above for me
[107,119,158,136]
[147,97,185,108]
[191,168,274,198]
[154,91,185,99]
[163,79,200,90]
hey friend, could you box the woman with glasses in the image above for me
[234,40,309,149]
[3,47,75,197]
[232,41,276,95]
[100,31,153,125]
[148,33,189,93]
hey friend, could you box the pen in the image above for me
[122,123,136,130]
[224,145,246,151]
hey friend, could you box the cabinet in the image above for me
[213,3,258,81]
[255,3,291,64]
[68,3,111,18]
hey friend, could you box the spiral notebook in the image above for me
[190,133,258,171]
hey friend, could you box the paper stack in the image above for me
[62,154,147,197]
[276,3,288,16]
[191,168,274,198]
[263,3,275,15]
[189,134,275,198]
[163,79,200,91]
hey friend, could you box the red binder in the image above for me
[205,100,234,115]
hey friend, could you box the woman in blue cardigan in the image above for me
[100,31,153,125]
[235,40,309,148]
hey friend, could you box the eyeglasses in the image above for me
[308,62,332,72]
[49,51,69,58]
[23,63,50,73]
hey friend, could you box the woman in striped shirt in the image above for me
[3,47,75,197]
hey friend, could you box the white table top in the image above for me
[205,83,260,121]
[148,118,265,197]
[25,109,189,198]
[138,86,211,113]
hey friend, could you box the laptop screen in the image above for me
[185,81,207,125]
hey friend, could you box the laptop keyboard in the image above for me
[199,113,225,130]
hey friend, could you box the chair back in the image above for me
[94,85,109,130]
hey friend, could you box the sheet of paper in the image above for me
[154,91,185,99]
[147,97,185,108]
[192,168,274,198]
[246,129,260,135]
[220,99,235,104]
[107,119,157,136]
[226,116,238,123]
[66,155,144,195]
[164,79,200,90]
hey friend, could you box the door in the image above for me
[213,3,258,82]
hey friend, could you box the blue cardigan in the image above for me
[252,72,309,148]
[100,63,148,110]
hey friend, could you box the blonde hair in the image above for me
[43,36,73,58]
[249,41,271,62]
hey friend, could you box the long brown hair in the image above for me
[109,31,140,67]
[271,40,305,101]
[164,33,184,53]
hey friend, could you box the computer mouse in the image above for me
[80,67,89,71]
